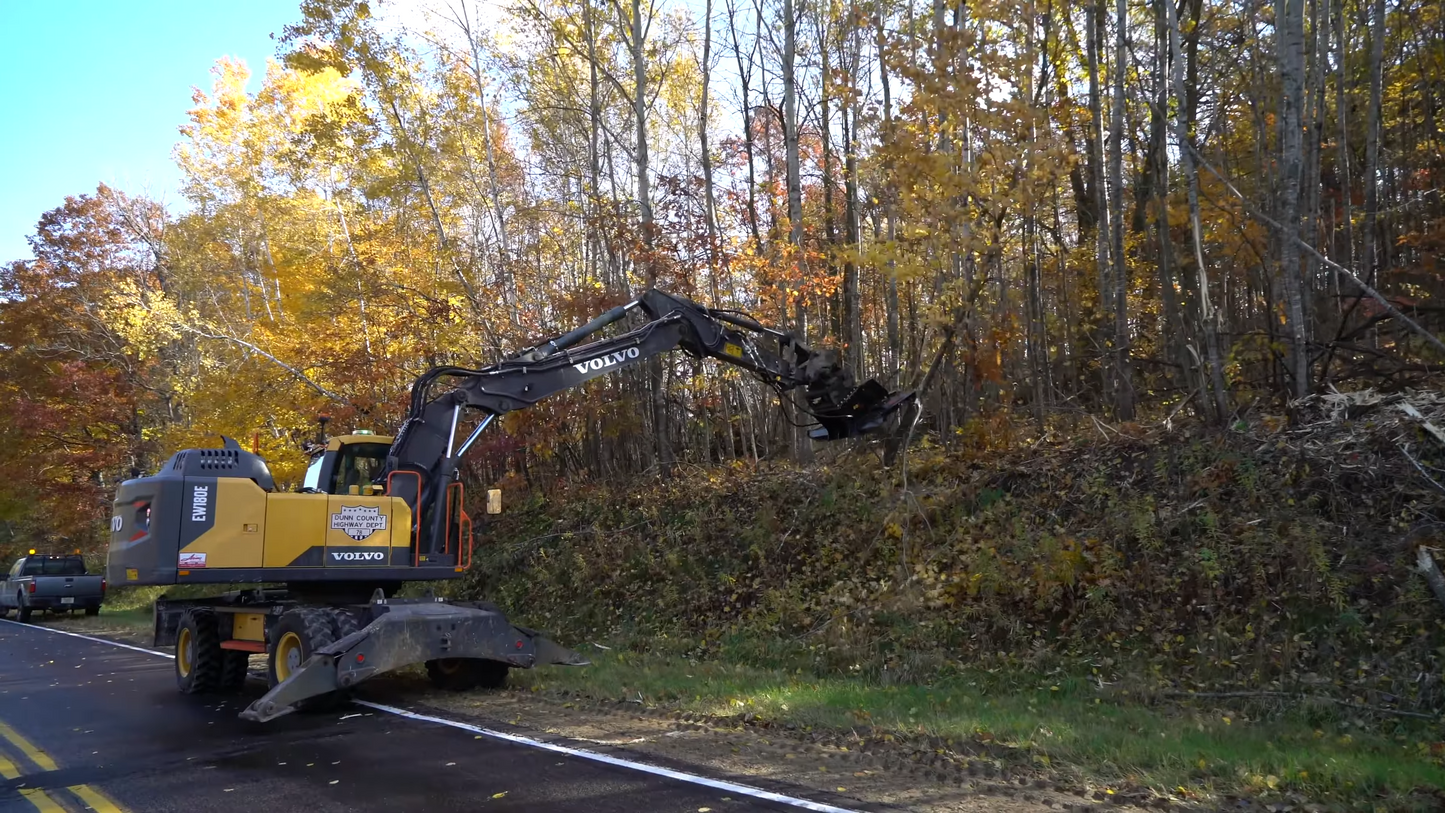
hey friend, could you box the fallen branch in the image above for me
[1397,402,1445,447]
[1398,443,1445,494]
[1416,546,1445,614]
[1162,690,1439,720]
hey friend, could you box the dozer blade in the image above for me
[239,600,587,723]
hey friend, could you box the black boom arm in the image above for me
[383,290,913,559]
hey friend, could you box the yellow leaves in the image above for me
[102,278,185,360]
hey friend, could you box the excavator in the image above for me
[104,289,914,722]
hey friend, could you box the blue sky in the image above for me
[0,0,302,263]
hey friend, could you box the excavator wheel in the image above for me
[268,608,350,713]
[425,658,509,692]
[176,609,224,694]
[219,649,251,691]
[329,608,361,640]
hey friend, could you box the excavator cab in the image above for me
[302,433,392,497]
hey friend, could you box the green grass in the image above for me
[39,605,153,635]
[51,587,1445,809]
[507,639,1445,811]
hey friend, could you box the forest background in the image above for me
[4,0,1445,806]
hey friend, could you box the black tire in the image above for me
[16,594,31,623]
[84,606,100,617]
[425,658,509,692]
[219,650,250,691]
[329,608,362,640]
[176,609,223,694]
[268,608,349,712]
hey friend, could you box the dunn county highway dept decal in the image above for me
[331,505,388,541]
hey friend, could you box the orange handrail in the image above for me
[459,510,473,571]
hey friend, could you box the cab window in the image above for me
[333,442,389,494]
[303,456,323,491]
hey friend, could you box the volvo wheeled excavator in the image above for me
[105,289,914,722]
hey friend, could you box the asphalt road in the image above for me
[0,619,843,813]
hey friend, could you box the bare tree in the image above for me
[1277,0,1310,398]
[1109,0,1133,417]
[610,0,670,472]
[782,0,813,461]
[1167,0,1229,420]
[1363,0,1386,287]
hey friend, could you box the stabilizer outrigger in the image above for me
[239,595,587,723]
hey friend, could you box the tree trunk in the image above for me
[1167,0,1229,421]
[726,0,763,251]
[621,0,669,473]
[842,4,862,373]
[782,0,812,462]
[700,0,721,288]
[876,6,902,371]
[1109,0,1133,418]
[1333,0,1353,294]
[1364,0,1385,288]
[584,0,612,290]
[1277,0,1310,398]
[1087,0,1113,399]
[818,9,840,342]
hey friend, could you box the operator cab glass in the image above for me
[334,442,389,493]
[301,438,392,494]
[302,456,323,491]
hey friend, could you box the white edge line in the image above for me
[353,701,861,813]
[0,619,861,813]
[0,618,174,659]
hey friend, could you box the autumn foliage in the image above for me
[2,0,1444,576]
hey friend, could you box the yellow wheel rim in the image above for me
[176,627,193,678]
[275,632,304,682]
[436,658,462,675]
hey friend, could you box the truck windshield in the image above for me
[20,557,87,576]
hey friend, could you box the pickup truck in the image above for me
[0,554,106,622]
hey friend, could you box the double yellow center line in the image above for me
[0,719,127,812]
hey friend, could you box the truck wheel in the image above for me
[269,609,349,712]
[84,606,100,617]
[425,658,509,691]
[16,594,31,623]
[176,609,223,694]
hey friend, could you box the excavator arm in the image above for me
[389,288,912,481]
[383,289,913,555]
